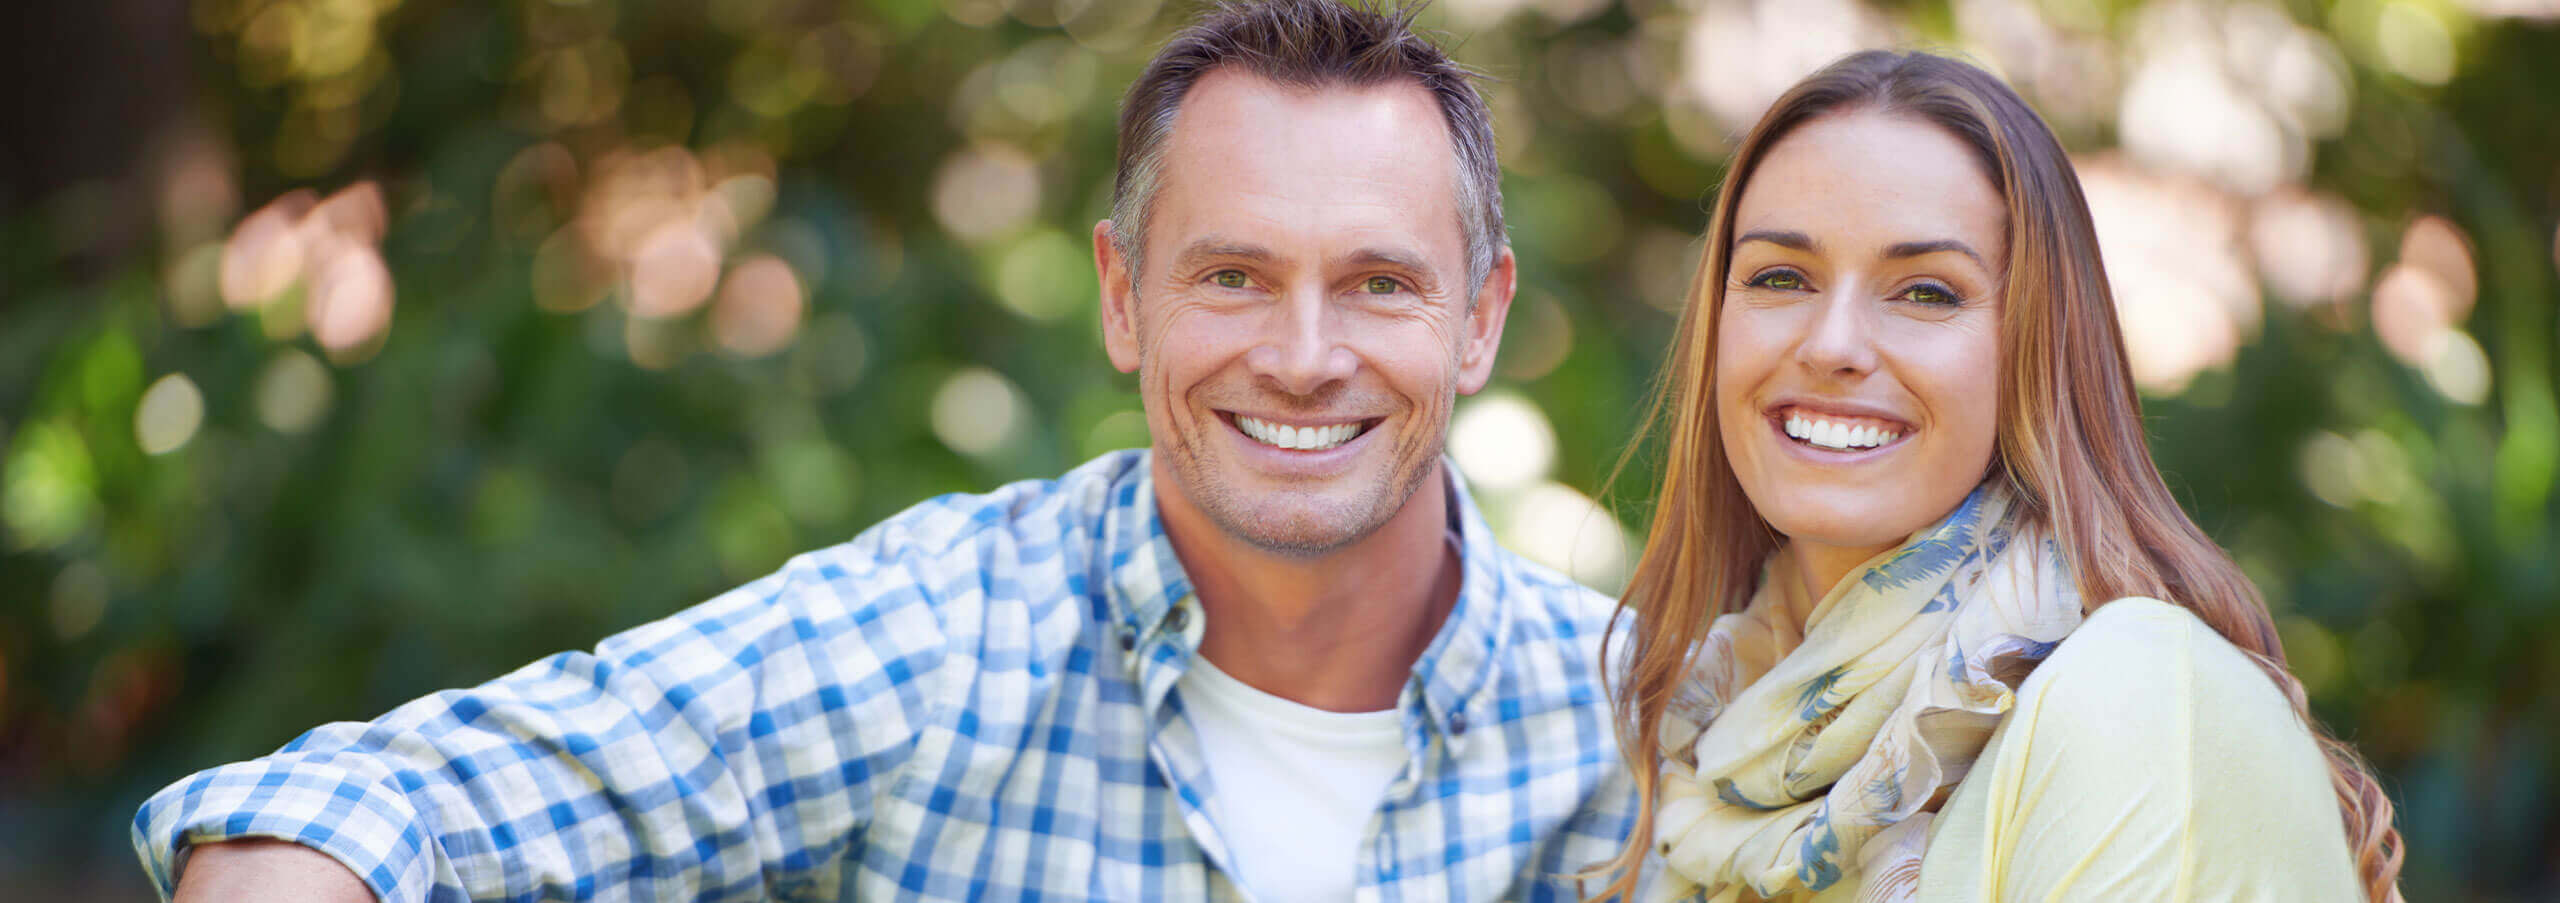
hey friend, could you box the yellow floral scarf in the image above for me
[1651,483,2082,902]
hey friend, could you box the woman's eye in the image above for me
[1747,269,1807,291]
[1900,282,1961,306]
[1211,270,1249,289]
[1363,276,1403,295]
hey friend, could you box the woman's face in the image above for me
[1715,109,2008,581]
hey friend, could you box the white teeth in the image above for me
[1237,416,1363,451]
[1784,413,1902,451]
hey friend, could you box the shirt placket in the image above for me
[1128,592,1253,900]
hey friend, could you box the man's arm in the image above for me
[133,545,955,902]
[173,840,374,903]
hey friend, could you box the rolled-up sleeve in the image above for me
[132,548,953,903]
[1917,597,2364,902]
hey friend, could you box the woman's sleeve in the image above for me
[1916,597,2365,902]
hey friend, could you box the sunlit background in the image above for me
[2,0,2555,898]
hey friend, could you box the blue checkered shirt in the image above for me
[133,450,1637,901]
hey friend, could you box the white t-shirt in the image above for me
[1178,654,1410,903]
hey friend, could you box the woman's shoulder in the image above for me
[2019,596,2303,735]
[1914,597,2361,900]
[2001,595,2352,857]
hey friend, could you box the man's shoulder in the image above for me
[661,451,1141,651]
[831,449,1143,568]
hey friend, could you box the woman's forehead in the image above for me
[1732,110,2007,261]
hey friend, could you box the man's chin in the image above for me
[1205,499,1388,559]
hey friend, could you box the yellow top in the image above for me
[1913,597,2364,902]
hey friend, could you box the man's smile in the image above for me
[1222,412,1382,452]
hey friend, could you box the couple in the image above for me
[134,2,2398,901]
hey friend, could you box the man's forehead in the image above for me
[1148,69,1466,256]
[1163,68,1454,161]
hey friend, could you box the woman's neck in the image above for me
[1783,538,1894,631]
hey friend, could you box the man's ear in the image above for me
[1455,246,1517,395]
[1094,220,1140,374]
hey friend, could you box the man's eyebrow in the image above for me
[1343,246,1435,274]
[1883,238,1988,268]
[1734,229,1816,253]
[1170,240,1277,270]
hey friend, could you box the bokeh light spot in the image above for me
[931,367,1025,458]
[1501,482,1630,591]
[2249,189,2368,307]
[994,229,1090,322]
[219,191,318,308]
[135,373,208,456]
[165,242,229,328]
[2419,329,2493,405]
[255,349,336,434]
[306,245,396,354]
[1451,393,1559,492]
[2300,431,2363,508]
[2398,215,2479,311]
[628,221,723,318]
[762,438,859,526]
[4,420,101,550]
[2371,263,2460,364]
[931,143,1041,244]
[712,254,806,358]
[2377,2,2458,84]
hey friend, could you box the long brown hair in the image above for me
[1592,50,2402,902]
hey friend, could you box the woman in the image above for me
[1594,51,2402,902]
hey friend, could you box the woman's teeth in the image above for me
[1237,415,1364,451]
[1784,414,1902,451]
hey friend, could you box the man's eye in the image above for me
[1364,276,1403,295]
[1212,270,1249,289]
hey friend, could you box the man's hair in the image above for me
[1109,0,1504,296]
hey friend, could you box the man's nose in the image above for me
[1794,290,1879,378]
[1244,287,1358,395]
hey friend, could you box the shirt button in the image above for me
[1118,629,1136,651]
[1165,604,1190,632]
[1449,710,1468,736]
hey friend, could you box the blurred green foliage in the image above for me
[2,0,2555,899]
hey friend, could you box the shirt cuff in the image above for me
[131,749,440,903]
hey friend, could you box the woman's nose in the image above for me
[1793,291,1879,378]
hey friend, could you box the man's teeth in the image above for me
[1783,414,1902,451]
[1236,415,1363,451]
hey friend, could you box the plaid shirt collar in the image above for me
[1100,451,1508,745]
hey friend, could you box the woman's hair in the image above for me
[1591,50,2402,902]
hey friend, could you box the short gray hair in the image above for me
[1109,0,1505,298]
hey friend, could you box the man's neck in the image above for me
[1152,458,1462,714]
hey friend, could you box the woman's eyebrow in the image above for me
[1882,239,1986,267]
[1735,229,1816,253]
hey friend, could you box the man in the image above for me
[134,2,1635,900]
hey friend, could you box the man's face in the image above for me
[1095,69,1515,557]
